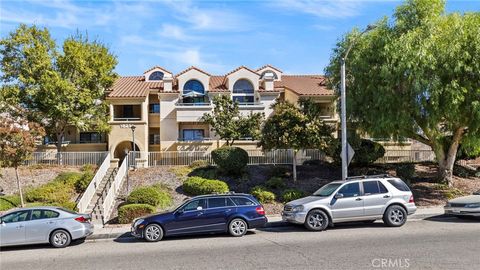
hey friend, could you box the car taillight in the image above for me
[409,195,414,203]
[75,216,89,223]
[256,206,265,215]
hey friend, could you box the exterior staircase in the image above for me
[86,167,118,225]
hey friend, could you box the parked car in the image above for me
[131,193,267,242]
[444,190,480,219]
[0,206,93,248]
[282,175,416,231]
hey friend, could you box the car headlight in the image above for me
[133,218,144,227]
[292,205,304,212]
[465,203,480,208]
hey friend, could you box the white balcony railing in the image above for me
[112,117,141,121]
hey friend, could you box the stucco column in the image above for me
[109,104,114,121]
[142,100,148,122]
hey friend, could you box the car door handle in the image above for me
[355,198,363,201]
[46,221,55,224]
[383,195,391,198]
[16,225,24,229]
[225,209,232,212]
[197,212,204,216]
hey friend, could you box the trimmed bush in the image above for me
[183,176,229,196]
[190,166,218,179]
[396,163,415,180]
[282,189,305,203]
[211,147,248,175]
[189,160,210,169]
[74,171,94,193]
[127,187,162,207]
[118,204,156,224]
[266,177,286,189]
[250,186,276,204]
[0,195,21,211]
[328,139,385,165]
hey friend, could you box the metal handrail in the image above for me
[175,102,212,106]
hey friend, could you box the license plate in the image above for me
[452,209,460,213]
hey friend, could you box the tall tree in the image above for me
[0,24,117,155]
[202,95,263,146]
[259,99,334,181]
[0,105,45,207]
[325,0,480,185]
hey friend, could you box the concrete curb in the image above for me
[86,212,447,241]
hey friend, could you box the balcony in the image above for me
[112,105,142,122]
[175,102,212,122]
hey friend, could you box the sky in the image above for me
[0,0,478,76]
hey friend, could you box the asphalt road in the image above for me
[1,217,479,270]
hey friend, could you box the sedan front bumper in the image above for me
[444,207,480,217]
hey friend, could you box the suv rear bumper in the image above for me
[281,211,307,224]
[406,203,417,215]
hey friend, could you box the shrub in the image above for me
[250,186,276,204]
[183,176,229,196]
[266,177,286,189]
[270,166,291,178]
[396,163,415,181]
[189,160,210,169]
[212,147,248,175]
[127,187,164,207]
[118,204,156,224]
[74,171,94,193]
[190,166,218,179]
[282,189,305,203]
[81,164,96,173]
[25,172,81,204]
[0,195,20,211]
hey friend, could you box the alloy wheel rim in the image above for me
[389,209,404,224]
[54,232,68,246]
[231,220,246,235]
[146,225,161,240]
[308,214,324,228]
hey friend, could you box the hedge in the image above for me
[282,189,305,203]
[211,147,249,175]
[250,186,276,204]
[118,204,156,224]
[183,176,229,196]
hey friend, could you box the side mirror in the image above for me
[196,206,203,211]
[334,193,344,199]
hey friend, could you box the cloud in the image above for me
[158,24,190,41]
[271,0,362,18]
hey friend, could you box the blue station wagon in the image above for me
[131,193,267,242]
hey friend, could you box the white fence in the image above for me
[375,150,436,163]
[25,152,108,166]
[76,153,111,213]
[102,155,128,222]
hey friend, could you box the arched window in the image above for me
[260,70,278,80]
[183,79,205,95]
[148,71,164,81]
[233,79,254,104]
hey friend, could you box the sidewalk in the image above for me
[87,206,445,241]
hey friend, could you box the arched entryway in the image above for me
[114,141,140,166]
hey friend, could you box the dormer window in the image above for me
[149,71,164,81]
[260,70,278,80]
[233,79,254,104]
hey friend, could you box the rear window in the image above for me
[387,179,410,192]
[363,181,389,195]
[208,198,234,208]
[230,197,256,206]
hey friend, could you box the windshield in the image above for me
[313,183,342,197]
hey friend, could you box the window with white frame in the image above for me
[232,79,254,104]
[182,129,204,141]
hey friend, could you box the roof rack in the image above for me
[345,174,392,181]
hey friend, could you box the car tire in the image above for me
[144,224,164,242]
[304,210,329,231]
[383,205,407,227]
[228,218,248,237]
[50,229,71,248]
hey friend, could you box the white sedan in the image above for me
[444,190,480,219]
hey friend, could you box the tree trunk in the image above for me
[15,167,25,207]
[292,150,297,183]
[433,128,465,187]
[56,131,64,165]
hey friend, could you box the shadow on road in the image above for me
[0,238,86,252]
[113,231,257,244]
[425,215,480,223]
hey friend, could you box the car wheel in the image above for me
[383,205,407,227]
[228,218,247,237]
[144,224,164,242]
[304,210,329,231]
[50,229,71,248]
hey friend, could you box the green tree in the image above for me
[325,0,480,185]
[0,24,117,157]
[259,99,334,181]
[0,105,45,207]
[202,95,263,146]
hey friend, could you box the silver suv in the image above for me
[282,175,416,231]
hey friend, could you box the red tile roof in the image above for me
[108,67,334,98]
[143,66,172,74]
[175,66,211,77]
[256,64,283,73]
[224,66,260,76]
